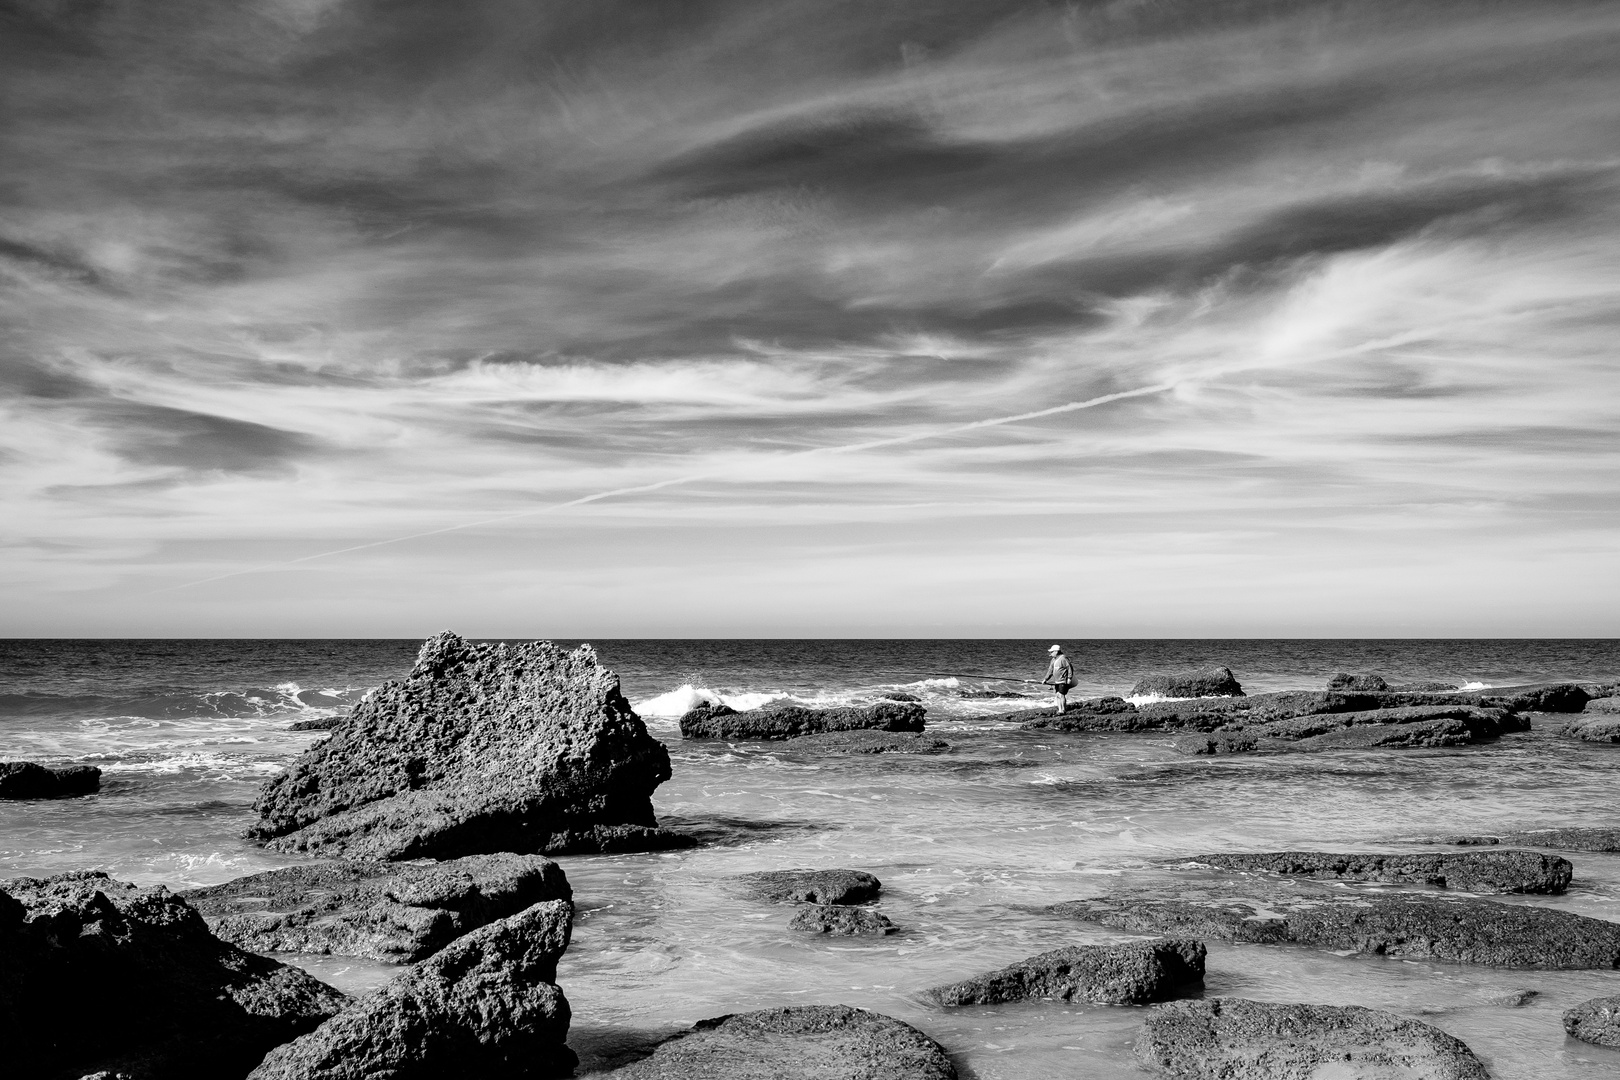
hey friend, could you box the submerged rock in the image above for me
[1174,705,1524,755]
[1053,890,1620,968]
[1136,998,1488,1080]
[605,1006,956,1080]
[790,904,895,936]
[1180,850,1571,893]
[2,870,347,1080]
[1562,713,1620,743]
[183,854,572,963]
[879,691,921,702]
[1130,667,1245,698]
[785,730,950,754]
[248,899,576,1080]
[1326,672,1390,691]
[740,869,881,905]
[1416,827,1620,852]
[1563,995,1620,1048]
[0,761,100,799]
[929,939,1205,1006]
[681,701,926,740]
[245,632,689,860]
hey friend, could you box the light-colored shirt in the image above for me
[1045,655,1074,685]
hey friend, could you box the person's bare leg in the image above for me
[1054,689,1067,715]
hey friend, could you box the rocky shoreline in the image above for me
[5,643,1620,1077]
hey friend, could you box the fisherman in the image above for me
[1042,644,1076,714]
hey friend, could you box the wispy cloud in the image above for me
[2,0,1617,634]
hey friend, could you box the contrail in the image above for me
[163,381,1173,592]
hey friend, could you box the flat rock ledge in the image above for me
[1174,705,1523,755]
[604,1005,957,1080]
[1179,849,1572,894]
[245,631,685,860]
[929,939,1205,1006]
[681,702,926,740]
[740,869,882,905]
[3,870,347,1080]
[1131,667,1246,698]
[1412,827,1620,852]
[784,729,950,754]
[249,899,576,1080]
[1136,998,1488,1080]
[1052,890,1620,968]
[182,853,572,963]
[1563,995,1620,1048]
[790,904,896,936]
[0,760,100,799]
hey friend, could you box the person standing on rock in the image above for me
[1042,644,1076,715]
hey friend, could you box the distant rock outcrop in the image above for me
[1179,849,1571,893]
[1136,998,1488,1079]
[680,702,925,740]
[605,1006,956,1080]
[183,854,572,963]
[2,870,347,1080]
[0,761,100,799]
[1054,889,1620,967]
[248,899,576,1080]
[929,939,1205,1006]
[1174,704,1524,755]
[739,868,882,905]
[1564,995,1620,1048]
[1325,672,1390,691]
[245,632,691,859]
[1130,667,1245,698]
[1414,827,1620,851]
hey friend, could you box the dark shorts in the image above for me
[1053,681,1075,694]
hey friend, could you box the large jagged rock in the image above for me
[1416,827,1620,851]
[1052,888,1620,967]
[1,871,347,1080]
[739,869,881,905]
[1174,705,1524,755]
[605,1006,956,1079]
[783,730,950,754]
[0,761,100,799]
[1179,849,1571,893]
[183,854,572,963]
[1131,667,1244,698]
[1563,995,1620,1048]
[680,702,925,740]
[248,899,575,1080]
[929,939,1204,1006]
[1136,998,1488,1079]
[245,632,690,859]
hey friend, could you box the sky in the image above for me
[2,0,1618,638]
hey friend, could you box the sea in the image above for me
[3,638,1619,1078]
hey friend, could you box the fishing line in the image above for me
[162,381,1175,592]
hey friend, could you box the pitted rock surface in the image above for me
[1563,995,1620,1048]
[1563,713,1620,743]
[1182,849,1571,893]
[1130,666,1245,698]
[246,632,687,859]
[1136,998,1488,1079]
[740,869,882,905]
[1053,888,1620,968]
[183,854,571,962]
[248,899,576,1080]
[1,870,346,1080]
[681,702,926,740]
[1174,705,1524,755]
[1326,672,1390,691]
[929,939,1205,1006]
[790,905,896,936]
[605,1005,957,1079]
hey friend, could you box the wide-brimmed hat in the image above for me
[1048,644,1062,653]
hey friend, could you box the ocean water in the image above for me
[3,638,1620,1078]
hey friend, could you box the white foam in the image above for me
[632,684,789,719]
[1459,681,1489,691]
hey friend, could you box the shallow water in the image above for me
[3,639,1619,1078]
